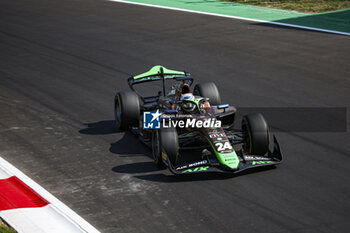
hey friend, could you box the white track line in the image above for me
[0,157,100,233]
[108,0,350,36]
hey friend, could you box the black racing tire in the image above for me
[242,113,270,155]
[157,128,179,166]
[193,82,221,105]
[152,130,165,168]
[114,91,140,130]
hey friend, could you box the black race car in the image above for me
[114,65,282,174]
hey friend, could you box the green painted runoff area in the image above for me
[116,0,350,34]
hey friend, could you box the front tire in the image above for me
[152,128,179,166]
[114,91,140,130]
[152,131,165,168]
[242,113,270,155]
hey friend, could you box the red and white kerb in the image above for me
[0,176,49,211]
[0,158,100,233]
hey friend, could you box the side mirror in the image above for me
[217,104,229,109]
[164,110,178,114]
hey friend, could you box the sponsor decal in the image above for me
[252,161,274,165]
[209,132,226,138]
[215,151,240,169]
[215,142,232,152]
[143,110,161,129]
[222,154,236,157]
[181,166,210,173]
[188,160,208,167]
[161,152,167,161]
[176,165,187,170]
[176,160,208,170]
[244,156,270,161]
[224,158,237,162]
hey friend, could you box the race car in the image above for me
[114,65,282,175]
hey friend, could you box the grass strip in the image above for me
[222,0,350,13]
[0,218,16,233]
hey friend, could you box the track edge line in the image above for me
[108,0,350,36]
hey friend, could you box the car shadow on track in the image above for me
[109,131,152,157]
[80,120,276,183]
[79,120,118,135]
[112,162,277,183]
[137,166,277,183]
[79,120,151,156]
[112,161,162,174]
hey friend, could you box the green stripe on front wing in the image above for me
[216,151,240,169]
[206,137,240,169]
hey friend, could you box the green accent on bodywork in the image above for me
[185,97,204,111]
[205,137,240,169]
[252,161,274,165]
[182,166,210,173]
[216,151,240,169]
[185,131,199,136]
[134,65,185,80]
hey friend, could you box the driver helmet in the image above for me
[180,93,194,101]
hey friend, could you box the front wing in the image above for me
[166,136,283,175]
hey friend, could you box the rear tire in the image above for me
[114,91,140,130]
[242,113,270,155]
[193,82,221,105]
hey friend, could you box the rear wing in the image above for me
[128,65,192,91]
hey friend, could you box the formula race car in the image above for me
[114,65,282,175]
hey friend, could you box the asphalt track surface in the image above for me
[1,0,350,232]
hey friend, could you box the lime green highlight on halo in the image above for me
[185,97,204,111]
[134,65,185,80]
